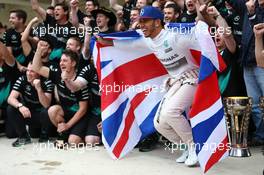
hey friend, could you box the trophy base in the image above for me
[229,147,251,157]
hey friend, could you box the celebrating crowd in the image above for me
[0,0,264,168]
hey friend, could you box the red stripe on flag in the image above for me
[101,53,167,110]
[96,42,114,82]
[112,89,151,158]
[96,43,102,82]
[189,72,221,118]
[190,49,201,66]
[217,51,226,72]
[204,135,229,173]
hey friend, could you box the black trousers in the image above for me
[6,105,51,138]
[2,108,17,138]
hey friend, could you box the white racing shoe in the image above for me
[176,149,189,163]
[184,146,198,167]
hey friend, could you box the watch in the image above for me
[16,103,23,109]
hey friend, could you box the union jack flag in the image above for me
[189,21,228,173]
[92,31,169,159]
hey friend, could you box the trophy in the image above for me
[224,97,252,157]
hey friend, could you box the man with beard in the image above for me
[164,3,182,23]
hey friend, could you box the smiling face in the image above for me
[139,18,162,38]
[26,63,39,83]
[130,9,140,23]
[139,18,155,38]
[9,13,22,29]
[59,54,76,73]
[66,38,81,53]
[164,7,178,23]
[96,13,109,28]
[54,5,68,21]
[85,1,96,14]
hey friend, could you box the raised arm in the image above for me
[31,0,47,21]
[208,6,236,53]
[70,0,80,28]
[82,22,92,59]
[109,0,123,11]
[21,17,39,56]
[33,79,53,108]
[32,41,50,78]
[254,23,264,68]
[51,0,65,7]
[197,2,216,26]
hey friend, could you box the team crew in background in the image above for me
[0,0,263,168]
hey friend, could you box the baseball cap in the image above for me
[139,6,164,21]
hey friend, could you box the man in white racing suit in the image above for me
[97,5,200,167]
[136,6,199,167]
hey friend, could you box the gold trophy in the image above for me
[224,97,252,157]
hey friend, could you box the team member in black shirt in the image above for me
[31,0,78,61]
[179,0,197,23]
[32,45,90,146]
[3,9,28,72]
[63,64,101,145]
[7,62,54,147]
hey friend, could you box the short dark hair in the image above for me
[86,0,100,7]
[39,34,54,50]
[131,7,140,12]
[62,49,79,69]
[164,3,181,14]
[69,37,81,46]
[47,6,55,11]
[9,9,27,24]
[55,3,69,19]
